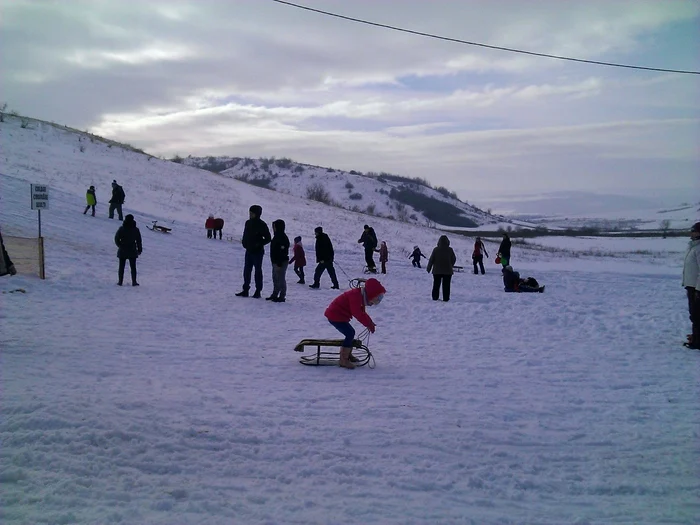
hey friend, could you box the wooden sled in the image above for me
[453,265,464,272]
[294,338,374,367]
[147,221,172,233]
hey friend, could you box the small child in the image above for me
[409,246,426,268]
[378,241,388,274]
[324,278,386,369]
[289,236,307,284]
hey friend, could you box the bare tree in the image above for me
[660,219,671,238]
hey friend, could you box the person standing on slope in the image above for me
[472,236,489,275]
[289,236,307,284]
[497,232,511,268]
[409,245,426,268]
[267,219,290,303]
[114,214,142,286]
[309,226,340,289]
[682,222,700,349]
[325,277,386,369]
[358,224,378,272]
[109,180,125,221]
[236,205,271,298]
[426,235,456,302]
[377,241,388,274]
[84,185,97,216]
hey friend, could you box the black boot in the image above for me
[235,290,249,297]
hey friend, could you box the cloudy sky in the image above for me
[2,0,699,203]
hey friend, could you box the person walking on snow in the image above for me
[409,246,426,268]
[426,235,456,301]
[108,180,125,220]
[325,277,386,369]
[358,224,378,272]
[289,236,307,284]
[497,232,511,268]
[472,236,489,274]
[205,215,216,239]
[267,219,290,302]
[84,185,97,216]
[114,214,142,286]
[309,226,340,289]
[236,205,271,298]
[682,222,700,349]
[377,241,388,274]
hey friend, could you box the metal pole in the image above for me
[38,209,42,238]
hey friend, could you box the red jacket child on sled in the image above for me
[324,278,386,369]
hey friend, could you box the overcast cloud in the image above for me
[1,0,698,202]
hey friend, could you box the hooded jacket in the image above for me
[290,241,306,267]
[269,219,290,265]
[86,187,96,206]
[314,231,334,263]
[358,227,378,250]
[109,183,125,205]
[242,205,271,253]
[325,278,386,329]
[114,215,142,259]
[682,238,700,291]
[378,242,388,262]
[426,236,457,275]
[409,247,425,261]
[205,216,216,229]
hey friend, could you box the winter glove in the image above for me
[369,323,376,334]
[137,249,142,256]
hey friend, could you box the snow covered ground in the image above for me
[1,117,699,524]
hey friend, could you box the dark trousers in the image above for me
[109,203,123,220]
[83,205,95,216]
[243,250,264,292]
[473,255,485,274]
[118,257,137,284]
[294,265,305,282]
[364,248,376,269]
[380,261,386,274]
[329,320,355,347]
[313,261,339,287]
[432,274,452,301]
[687,287,700,343]
[411,259,421,268]
[207,229,213,239]
[216,229,222,239]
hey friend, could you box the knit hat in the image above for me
[249,205,262,218]
[314,226,323,234]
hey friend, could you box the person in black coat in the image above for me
[267,219,290,302]
[309,226,340,289]
[502,265,544,293]
[497,232,511,267]
[426,235,457,301]
[114,214,142,286]
[409,246,426,268]
[358,224,378,272]
[0,229,17,276]
[109,180,125,220]
[236,205,271,298]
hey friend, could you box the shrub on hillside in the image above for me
[294,165,304,173]
[389,187,478,228]
[345,182,354,190]
[171,155,184,164]
[276,157,293,169]
[306,183,333,205]
[436,186,459,200]
[349,193,362,200]
[249,178,272,189]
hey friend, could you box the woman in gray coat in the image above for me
[426,235,457,301]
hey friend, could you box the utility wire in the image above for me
[271,0,700,75]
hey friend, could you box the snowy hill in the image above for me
[1,113,698,524]
[182,155,502,229]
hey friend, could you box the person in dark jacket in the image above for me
[409,246,426,268]
[309,226,340,289]
[377,241,388,274]
[236,205,271,298]
[84,185,97,216]
[213,218,224,240]
[502,265,544,293]
[114,214,142,286]
[497,232,511,268]
[472,236,489,275]
[267,219,290,302]
[108,180,125,220]
[358,224,378,272]
[426,235,457,301]
[289,236,307,284]
[0,229,17,276]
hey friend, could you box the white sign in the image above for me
[31,184,49,210]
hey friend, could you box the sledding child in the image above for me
[502,265,544,293]
[324,278,386,369]
[289,236,306,284]
[409,246,426,268]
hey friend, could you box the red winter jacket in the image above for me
[289,242,306,267]
[205,217,216,229]
[324,278,386,329]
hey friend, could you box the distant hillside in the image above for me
[182,156,502,229]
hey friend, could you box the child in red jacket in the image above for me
[289,236,307,284]
[324,278,386,369]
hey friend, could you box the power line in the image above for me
[271,0,700,75]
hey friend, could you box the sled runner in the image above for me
[147,221,172,233]
[294,338,375,368]
[453,265,464,272]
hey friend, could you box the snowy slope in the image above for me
[1,115,699,525]
[183,155,502,229]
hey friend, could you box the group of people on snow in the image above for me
[205,215,225,239]
[82,180,126,220]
